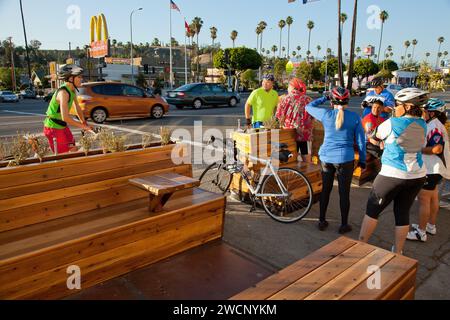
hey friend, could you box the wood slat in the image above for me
[0,190,224,285]
[1,213,223,299]
[269,243,375,300]
[381,268,417,300]
[341,255,417,300]
[0,165,192,232]
[304,249,395,300]
[230,237,357,300]
[129,173,199,195]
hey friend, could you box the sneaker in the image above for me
[391,246,403,255]
[318,220,329,231]
[426,223,437,235]
[338,224,353,234]
[407,226,427,242]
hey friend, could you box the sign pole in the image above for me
[169,1,173,89]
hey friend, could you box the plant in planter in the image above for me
[97,128,115,154]
[141,133,154,149]
[27,135,50,163]
[263,116,280,130]
[108,134,127,153]
[160,127,172,146]
[79,131,97,156]
[0,138,9,162]
[8,133,32,167]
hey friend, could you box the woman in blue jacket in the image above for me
[306,87,366,234]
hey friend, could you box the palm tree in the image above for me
[278,19,286,58]
[286,16,293,58]
[404,40,411,59]
[256,26,262,52]
[316,45,322,59]
[282,47,286,58]
[436,37,445,68]
[266,50,270,55]
[258,21,267,53]
[347,0,359,90]
[271,45,278,58]
[326,48,332,58]
[377,10,389,63]
[425,52,431,62]
[356,47,361,57]
[192,17,203,81]
[210,27,217,46]
[306,20,314,53]
[230,30,238,48]
[411,39,418,61]
[337,0,344,85]
[444,51,449,60]
[340,13,348,30]
[112,39,117,56]
[292,51,297,58]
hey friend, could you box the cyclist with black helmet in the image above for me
[359,88,429,254]
[245,74,279,128]
[306,87,366,234]
[407,98,450,242]
[362,96,386,158]
[362,77,395,119]
[43,64,92,153]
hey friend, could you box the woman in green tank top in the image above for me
[43,64,92,154]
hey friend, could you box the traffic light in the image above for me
[144,64,149,74]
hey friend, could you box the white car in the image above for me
[0,91,19,103]
[384,84,403,96]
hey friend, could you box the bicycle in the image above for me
[199,135,314,223]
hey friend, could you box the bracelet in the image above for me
[246,118,252,126]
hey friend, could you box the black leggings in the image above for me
[320,161,355,225]
[366,175,426,226]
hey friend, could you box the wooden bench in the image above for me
[0,144,226,299]
[231,237,418,300]
[130,173,200,213]
[353,150,381,186]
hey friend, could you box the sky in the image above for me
[0,0,449,63]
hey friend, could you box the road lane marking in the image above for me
[2,110,46,117]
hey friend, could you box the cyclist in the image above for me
[43,64,92,154]
[306,87,366,234]
[359,88,429,254]
[276,78,313,162]
[362,96,386,159]
[245,74,279,129]
[362,77,395,119]
[407,98,450,242]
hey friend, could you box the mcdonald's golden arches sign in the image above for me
[90,14,109,58]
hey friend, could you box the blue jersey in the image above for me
[375,116,427,179]
[306,97,366,165]
[362,89,395,118]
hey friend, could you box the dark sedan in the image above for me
[166,83,240,109]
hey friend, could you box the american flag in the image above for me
[170,0,181,12]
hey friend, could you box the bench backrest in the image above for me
[0,144,191,233]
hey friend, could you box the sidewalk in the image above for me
[221,180,450,300]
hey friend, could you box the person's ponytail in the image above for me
[335,107,345,130]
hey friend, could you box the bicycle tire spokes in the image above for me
[199,163,232,195]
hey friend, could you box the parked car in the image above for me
[0,91,19,103]
[71,82,170,124]
[19,89,37,99]
[356,86,368,97]
[384,84,403,96]
[166,83,241,109]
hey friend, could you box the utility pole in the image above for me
[8,37,17,92]
[19,0,32,90]
[69,42,72,59]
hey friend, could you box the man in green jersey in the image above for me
[43,64,92,153]
[245,74,279,128]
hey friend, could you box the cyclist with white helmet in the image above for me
[359,88,429,254]
[43,64,92,153]
[407,98,450,242]
[362,77,395,119]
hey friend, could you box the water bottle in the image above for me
[237,119,244,133]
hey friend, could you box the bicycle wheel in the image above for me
[260,168,313,223]
[199,162,233,195]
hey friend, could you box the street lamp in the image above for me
[130,8,143,85]
[19,0,32,90]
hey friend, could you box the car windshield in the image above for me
[174,84,197,92]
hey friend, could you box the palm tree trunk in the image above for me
[436,43,442,68]
[260,32,263,53]
[377,23,384,64]
[287,26,291,58]
[196,34,199,82]
[257,34,259,52]
[279,29,282,58]
[233,40,235,49]
[412,45,416,61]
[338,0,344,86]
[308,30,311,53]
[347,0,358,91]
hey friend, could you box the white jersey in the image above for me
[423,118,450,179]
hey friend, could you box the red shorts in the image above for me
[43,126,75,154]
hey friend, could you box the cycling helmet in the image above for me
[57,64,84,80]
[395,88,429,107]
[370,77,384,88]
[425,98,446,113]
[263,74,275,82]
[364,95,386,105]
[331,86,350,105]
[289,78,306,94]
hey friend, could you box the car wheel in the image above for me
[151,105,164,119]
[176,105,184,110]
[193,99,203,109]
[91,108,108,124]
[229,97,238,107]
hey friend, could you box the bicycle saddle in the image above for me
[272,149,293,163]
[272,143,288,150]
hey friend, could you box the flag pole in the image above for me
[169,0,173,89]
[184,18,188,85]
